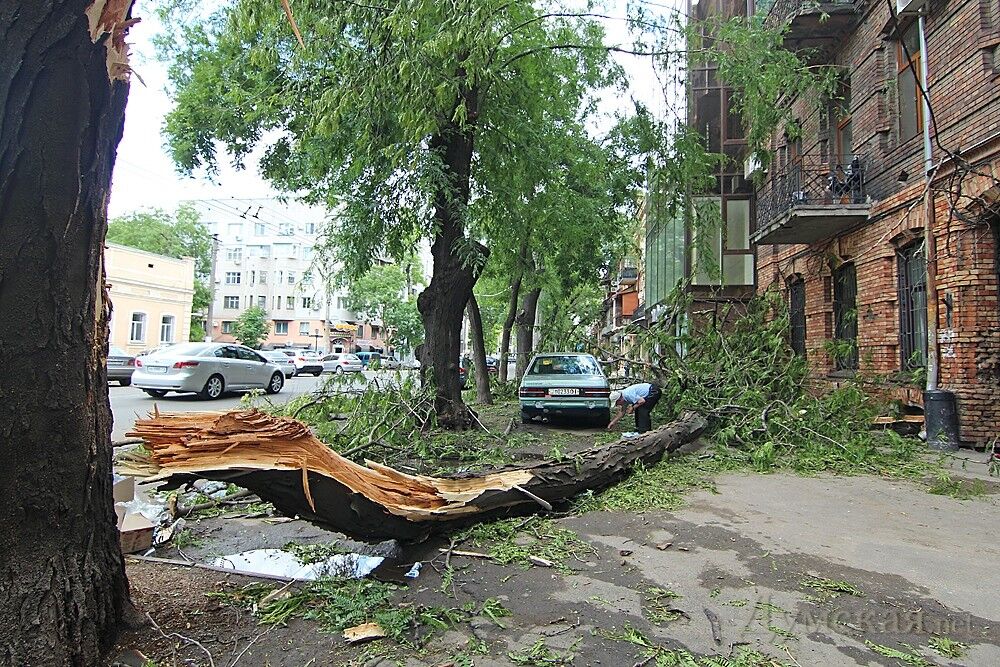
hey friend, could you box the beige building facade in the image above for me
[106,243,195,353]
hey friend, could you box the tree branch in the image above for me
[501,43,678,71]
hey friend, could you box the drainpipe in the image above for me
[917,13,960,449]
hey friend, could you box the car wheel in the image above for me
[521,410,533,424]
[200,374,225,400]
[312,370,321,377]
[120,378,131,387]
[266,372,284,394]
[335,366,344,375]
[144,389,168,398]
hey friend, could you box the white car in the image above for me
[261,350,297,379]
[322,352,363,374]
[281,349,323,376]
[132,342,285,399]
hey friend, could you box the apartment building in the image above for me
[106,243,195,352]
[752,0,1000,443]
[192,198,386,352]
[639,0,756,329]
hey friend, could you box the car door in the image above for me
[236,346,269,387]
[322,354,338,372]
[215,345,247,388]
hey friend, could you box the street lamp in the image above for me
[311,328,322,352]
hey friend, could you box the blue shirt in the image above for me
[621,383,652,405]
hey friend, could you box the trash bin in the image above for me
[923,389,960,451]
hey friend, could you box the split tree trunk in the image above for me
[497,270,522,385]
[0,1,135,663]
[417,90,482,428]
[466,294,492,405]
[514,286,542,381]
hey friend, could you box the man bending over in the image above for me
[608,382,662,433]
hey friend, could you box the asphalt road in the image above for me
[108,372,370,441]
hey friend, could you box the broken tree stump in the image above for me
[127,409,706,541]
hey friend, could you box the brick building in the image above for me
[752,0,1000,443]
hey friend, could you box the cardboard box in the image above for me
[113,475,135,503]
[119,513,154,554]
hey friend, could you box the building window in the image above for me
[160,315,176,343]
[301,296,313,310]
[259,270,267,285]
[221,321,234,334]
[338,297,349,309]
[789,280,806,357]
[299,322,311,335]
[834,78,853,159]
[286,297,295,310]
[305,222,316,234]
[723,199,753,285]
[257,295,266,308]
[278,223,293,236]
[224,296,240,309]
[302,271,313,285]
[249,270,256,285]
[254,222,266,236]
[897,21,924,141]
[288,271,296,284]
[276,296,282,310]
[226,247,242,261]
[224,271,241,285]
[356,325,364,337]
[129,312,147,343]
[833,264,858,370]
[898,243,927,370]
[274,321,289,335]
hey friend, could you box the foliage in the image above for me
[458,516,596,574]
[574,454,727,513]
[596,286,933,479]
[642,587,685,625]
[864,641,932,667]
[927,636,966,659]
[232,305,269,349]
[508,639,577,666]
[799,576,864,602]
[927,473,988,500]
[343,263,423,354]
[107,204,212,337]
[282,541,346,564]
[599,623,791,666]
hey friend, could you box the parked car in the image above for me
[485,356,500,374]
[282,349,323,376]
[136,344,174,358]
[518,353,610,425]
[106,346,136,386]
[322,352,363,374]
[132,342,285,399]
[261,350,297,379]
[381,356,401,370]
[356,351,381,368]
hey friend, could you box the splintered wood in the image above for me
[128,409,706,541]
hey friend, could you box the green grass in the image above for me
[799,576,864,602]
[927,472,988,500]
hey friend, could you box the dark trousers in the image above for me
[634,384,661,433]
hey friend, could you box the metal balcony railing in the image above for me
[756,155,866,227]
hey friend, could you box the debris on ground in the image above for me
[126,408,706,541]
[211,548,386,581]
[342,622,386,643]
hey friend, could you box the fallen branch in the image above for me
[128,409,706,541]
[146,612,215,667]
[175,488,255,517]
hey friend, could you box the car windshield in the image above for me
[109,346,128,356]
[528,355,601,376]
[344,354,360,361]
[154,343,210,357]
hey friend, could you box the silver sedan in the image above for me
[132,342,285,399]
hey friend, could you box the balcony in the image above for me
[761,0,862,56]
[752,155,870,245]
[619,266,638,283]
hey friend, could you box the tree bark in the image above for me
[497,271,521,384]
[466,294,493,405]
[514,287,542,381]
[0,1,135,663]
[417,86,483,428]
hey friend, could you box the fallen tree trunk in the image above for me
[127,409,706,541]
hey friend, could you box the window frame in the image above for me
[896,21,924,141]
[129,311,147,343]
[897,242,928,371]
[788,279,806,357]
[274,321,289,335]
[832,263,859,371]
[224,271,241,285]
[223,295,240,310]
[160,314,176,344]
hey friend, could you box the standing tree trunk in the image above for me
[514,286,542,381]
[417,87,483,428]
[0,1,136,663]
[497,273,522,385]
[466,294,492,405]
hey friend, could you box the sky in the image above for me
[108,0,675,218]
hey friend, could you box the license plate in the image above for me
[549,388,578,396]
[147,366,167,374]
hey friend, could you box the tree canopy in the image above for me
[344,262,424,355]
[233,305,269,348]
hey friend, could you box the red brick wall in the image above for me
[756,0,1000,444]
